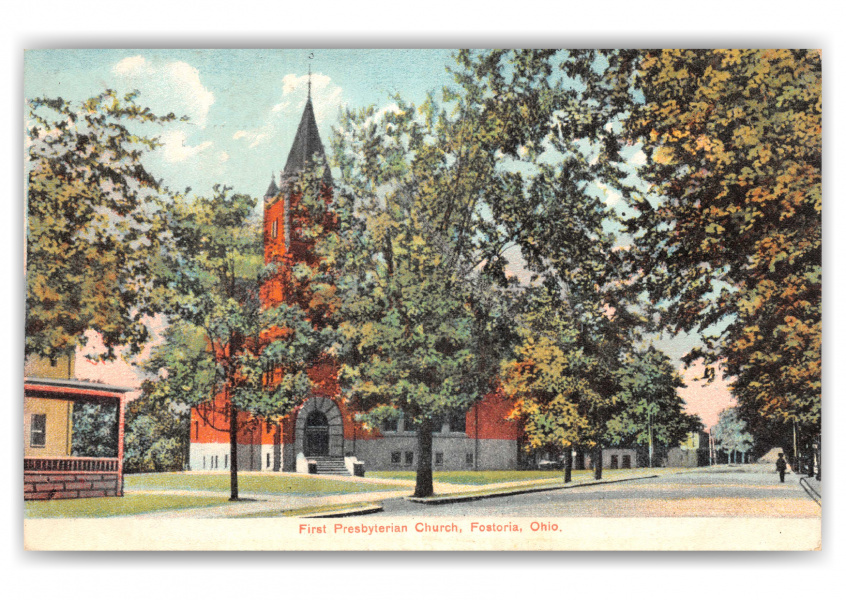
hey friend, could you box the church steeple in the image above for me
[281,87,332,187]
[264,172,279,200]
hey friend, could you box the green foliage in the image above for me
[147,187,323,425]
[712,407,754,457]
[606,347,702,448]
[26,90,178,360]
[501,287,618,453]
[70,402,117,457]
[124,390,190,473]
[330,86,519,496]
[458,49,821,435]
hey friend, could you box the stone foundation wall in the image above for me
[24,472,121,501]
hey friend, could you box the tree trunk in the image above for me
[413,419,434,497]
[229,401,239,501]
[593,445,603,480]
[563,445,572,483]
[575,448,585,470]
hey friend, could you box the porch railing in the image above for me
[24,456,120,473]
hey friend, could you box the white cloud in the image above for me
[233,128,270,148]
[276,72,343,123]
[113,56,151,76]
[112,56,215,127]
[159,130,213,163]
[232,72,342,151]
[217,150,230,163]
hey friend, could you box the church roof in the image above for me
[264,173,280,199]
[282,97,332,186]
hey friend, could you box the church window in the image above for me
[466,453,474,467]
[404,451,414,466]
[271,218,278,239]
[30,414,46,447]
[434,452,444,466]
[267,453,271,468]
[391,451,401,464]
[224,454,228,468]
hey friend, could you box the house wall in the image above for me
[24,396,72,457]
[24,472,120,501]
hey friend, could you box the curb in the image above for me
[302,503,384,518]
[799,477,821,506]
[406,475,660,505]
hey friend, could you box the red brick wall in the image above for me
[24,472,121,501]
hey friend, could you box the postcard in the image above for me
[23,49,821,551]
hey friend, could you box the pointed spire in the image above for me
[264,172,279,199]
[281,81,332,187]
[307,64,312,101]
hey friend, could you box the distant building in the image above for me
[24,354,131,500]
[667,431,710,468]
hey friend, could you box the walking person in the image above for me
[776,453,787,483]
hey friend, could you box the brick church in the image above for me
[188,88,525,475]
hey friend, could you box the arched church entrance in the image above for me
[294,396,344,458]
[305,411,329,456]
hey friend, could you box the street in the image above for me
[362,464,821,518]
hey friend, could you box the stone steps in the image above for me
[308,457,350,476]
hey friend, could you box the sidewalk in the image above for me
[129,470,670,518]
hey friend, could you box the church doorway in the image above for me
[305,411,330,456]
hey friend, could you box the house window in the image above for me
[434,452,444,466]
[404,451,414,466]
[30,414,46,447]
[466,453,474,467]
[271,218,278,239]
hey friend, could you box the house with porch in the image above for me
[24,354,131,500]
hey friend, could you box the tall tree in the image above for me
[147,187,324,500]
[712,407,755,464]
[26,90,178,360]
[500,287,616,482]
[606,347,702,467]
[330,89,519,497]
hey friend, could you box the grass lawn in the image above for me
[25,494,229,519]
[367,470,595,485]
[125,473,405,496]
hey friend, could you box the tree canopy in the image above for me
[26,90,179,360]
[145,187,325,499]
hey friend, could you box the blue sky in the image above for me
[25,49,458,199]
